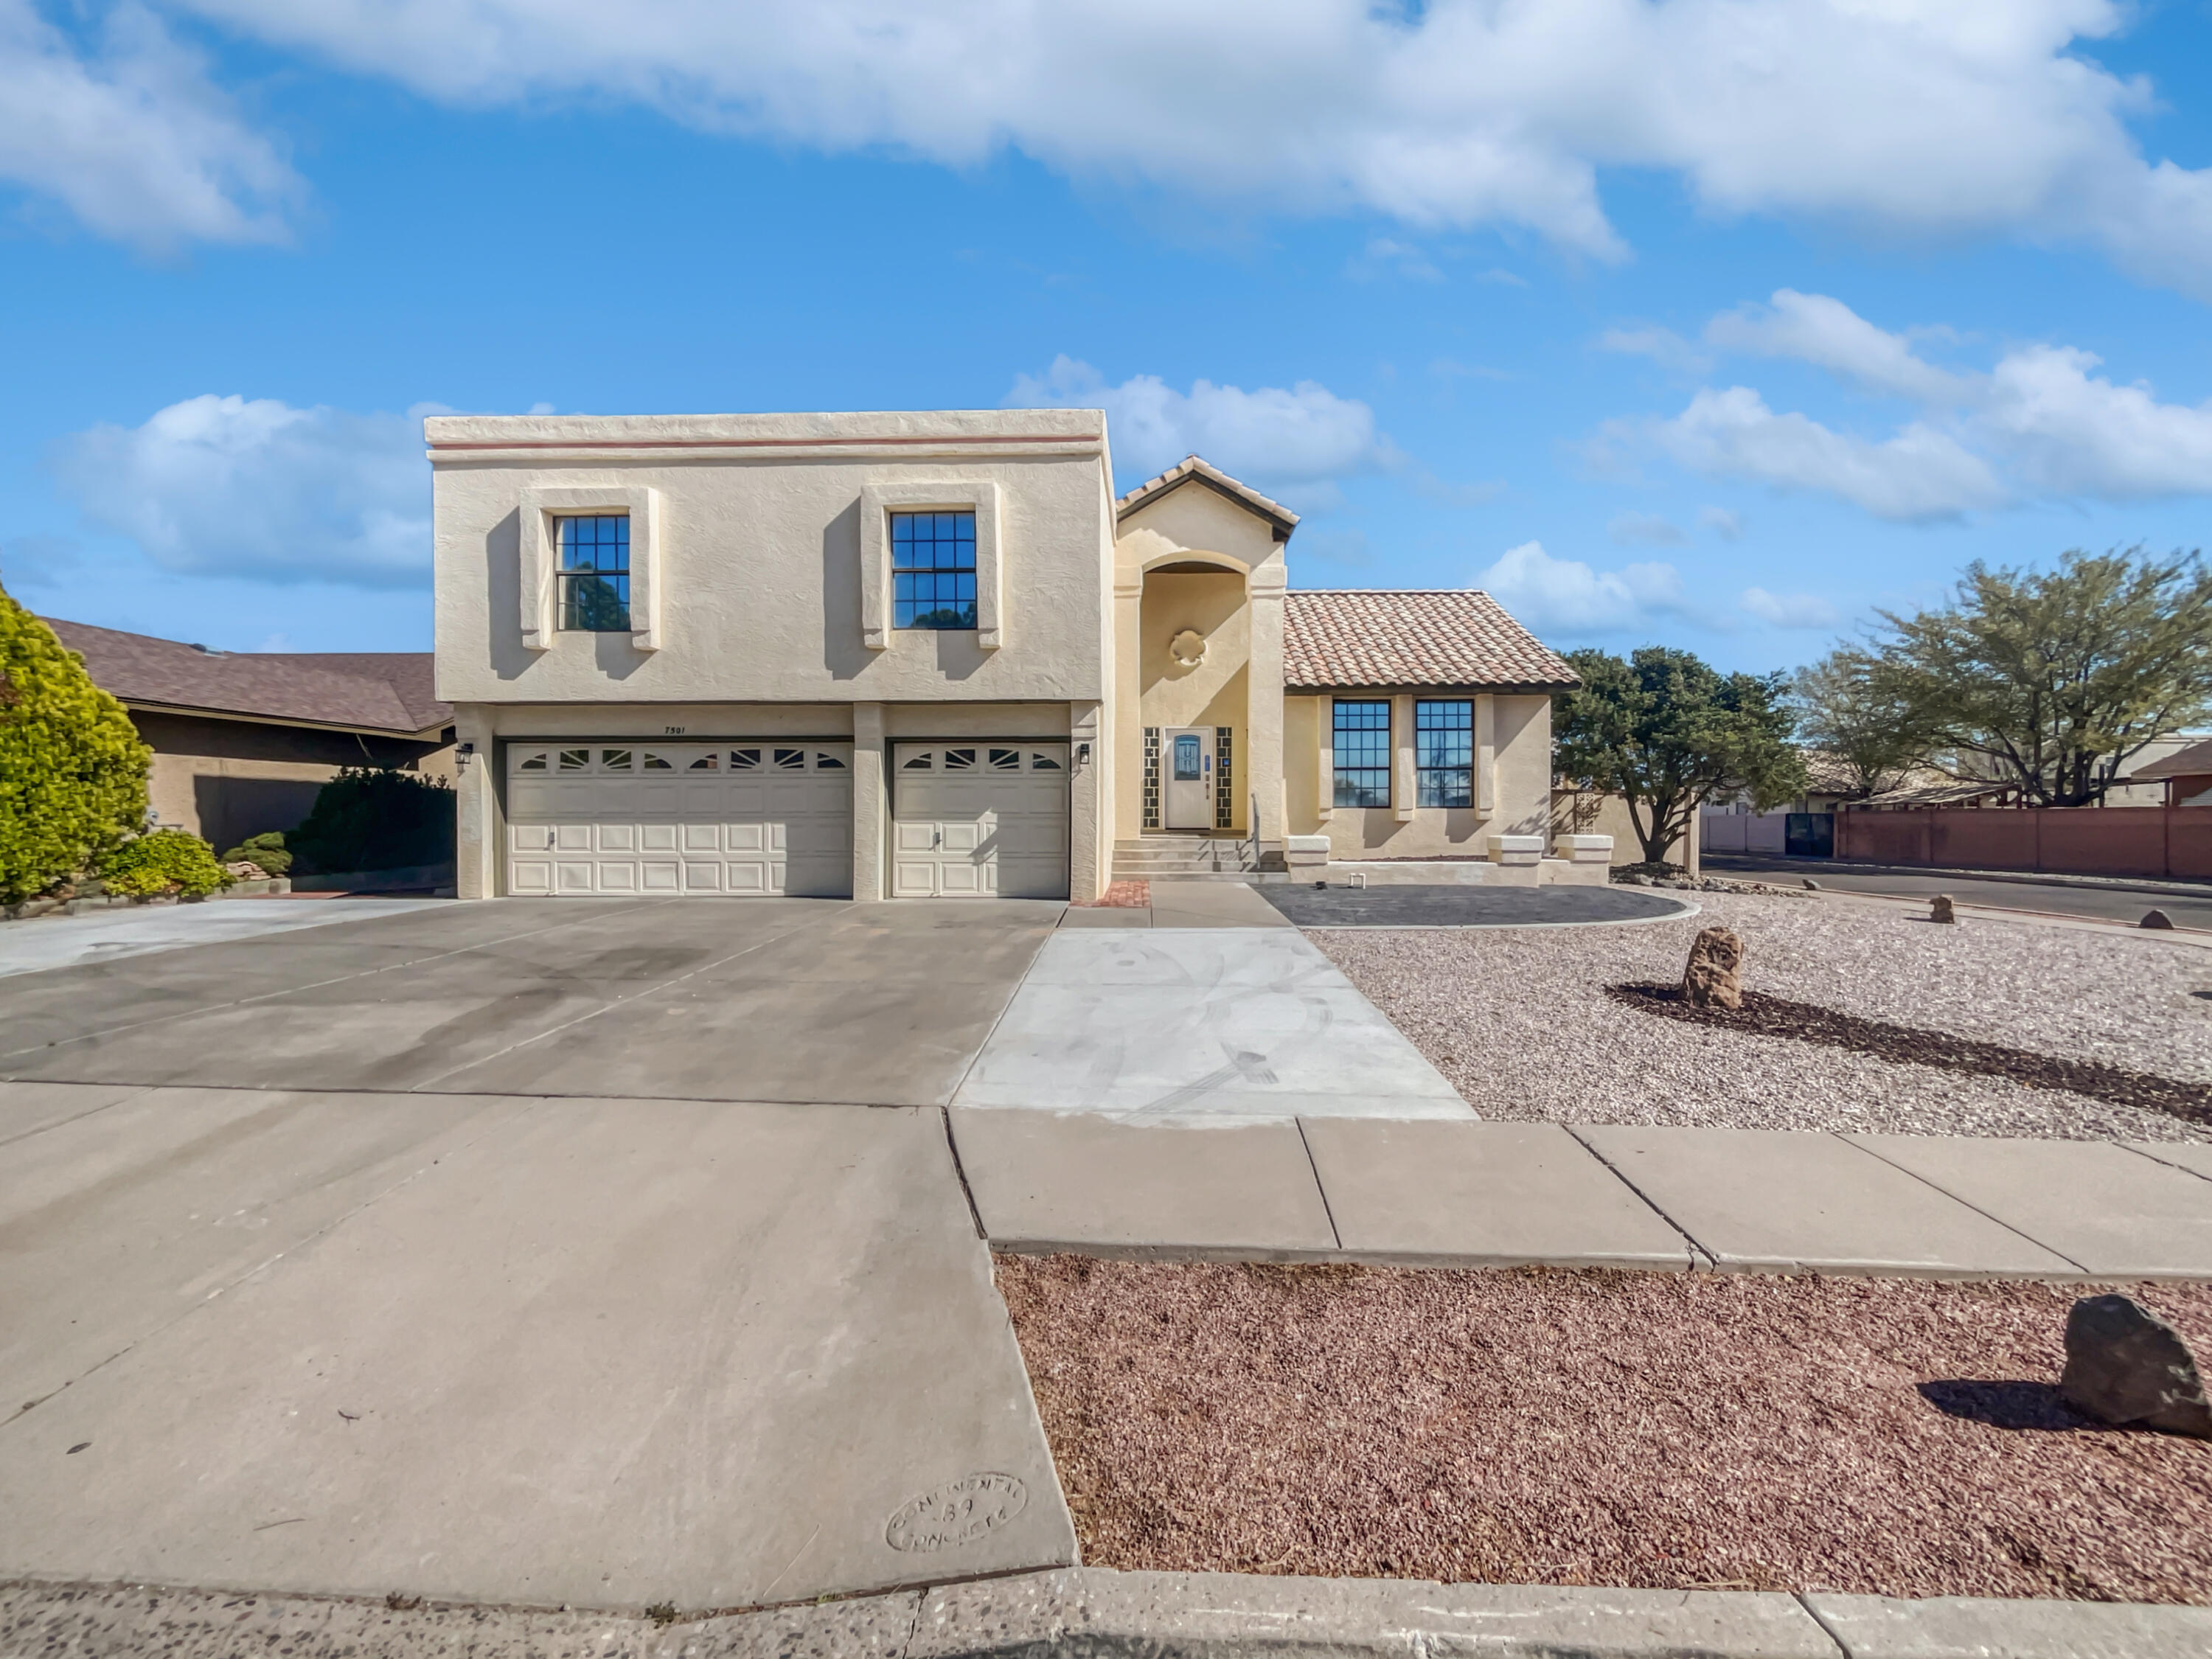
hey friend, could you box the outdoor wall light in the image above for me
[455,742,476,772]
[1076,742,1091,766]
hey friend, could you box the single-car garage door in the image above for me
[891,742,1069,899]
[506,742,852,897]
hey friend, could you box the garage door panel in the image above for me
[891,742,1068,900]
[509,741,850,897]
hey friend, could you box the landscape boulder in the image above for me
[2141,908,2176,931]
[1930,894,1955,924]
[1680,925,1745,1010]
[2059,1294,2212,1437]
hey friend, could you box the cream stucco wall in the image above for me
[430,411,1113,710]
[1286,692,1554,860]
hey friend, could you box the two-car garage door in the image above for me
[507,743,853,897]
[504,739,1071,899]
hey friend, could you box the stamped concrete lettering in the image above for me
[886,1472,1029,1553]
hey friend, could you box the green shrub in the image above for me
[290,767,455,874]
[220,830,293,876]
[100,830,233,899]
[0,582,152,904]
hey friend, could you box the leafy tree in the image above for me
[1791,647,1937,798]
[1555,646,1806,866]
[0,582,151,903]
[1867,549,2212,807]
[100,830,232,899]
[290,766,454,874]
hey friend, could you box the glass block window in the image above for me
[891,511,977,629]
[1332,700,1391,808]
[1416,700,1474,807]
[557,515,630,631]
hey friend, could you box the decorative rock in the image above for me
[1930,894,1955,924]
[224,860,267,880]
[1680,925,1745,1010]
[2059,1294,2212,1437]
[2142,908,2177,930]
[1802,877,1821,891]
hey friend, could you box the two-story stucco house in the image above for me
[430,410,1582,902]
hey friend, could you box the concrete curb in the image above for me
[10,1569,2211,1659]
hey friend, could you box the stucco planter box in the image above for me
[1491,834,1545,866]
[1285,835,1331,867]
[1554,833,1614,863]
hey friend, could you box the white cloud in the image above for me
[1008,356,1388,486]
[1705,289,1972,404]
[1697,505,1745,539]
[52,394,431,587]
[1349,237,1441,282]
[1739,586,1840,629]
[1475,540,1686,634]
[165,0,2212,295]
[1981,344,2212,498]
[1644,386,2005,520]
[1607,510,1686,546]
[1621,291,2212,516]
[0,0,300,249]
[1598,325,1711,376]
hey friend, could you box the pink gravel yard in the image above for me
[998,1257,2212,1603]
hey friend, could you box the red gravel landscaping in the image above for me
[996,1256,2212,1603]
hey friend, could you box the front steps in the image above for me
[1113,834,1287,883]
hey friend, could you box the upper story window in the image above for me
[558,515,630,631]
[891,511,976,630]
[1332,700,1391,808]
[1416,700,1474,807]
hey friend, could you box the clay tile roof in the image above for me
[40,618,451,736]
[2128,735,2212,780]
[1114,456,1299,535]
[1282,590,1578,692]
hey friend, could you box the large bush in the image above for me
[0,582,151,903]
[291,767,455,874]
[100,830,233,899]
[220,830,293,877]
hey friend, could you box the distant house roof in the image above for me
[1282,590,1577,692]
[1114,456,1299,539]
[41,618,451,737]
[1852,779,2017,809]
[2127,735,2212,781]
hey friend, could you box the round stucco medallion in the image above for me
[1168,627,1208,667]
[884,1472,1029,1553]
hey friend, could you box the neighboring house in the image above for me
[430,411,1579,902]
[2128,736,2212,807]
[42,619,455,851]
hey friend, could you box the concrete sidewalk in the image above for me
[953,1113,2212,1277]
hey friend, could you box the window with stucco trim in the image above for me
[1332,700,1391,808]
[1416,700,1473,807]
[891,511,978,629]
[556,515,631,631]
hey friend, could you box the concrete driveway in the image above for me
[0,897,1060,1105]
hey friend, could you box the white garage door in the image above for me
[891,742,1069,899]
[505,742,852,897]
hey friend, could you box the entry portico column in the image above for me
[852,701,886,902]
[1248,564,1287,848]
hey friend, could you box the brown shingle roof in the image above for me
[2128,735,2212,781]
[1283,590,1577,692]
[41,619,450,736]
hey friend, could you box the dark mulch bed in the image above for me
[1608,982,2212,1127]
[1000,1257,2212,1601]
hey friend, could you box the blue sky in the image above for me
[2,1,2210,673]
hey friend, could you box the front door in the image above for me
[1164,726,1214,830]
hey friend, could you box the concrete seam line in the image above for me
[401,911,824,1091]
[941,921,1057,1107]
[1791,1590,1858,1658]
[1832,1132,2094,1274]
[940,1107,988,1241]
[2111,1139,2212,1185]
[1293,1116,1344,1251]
[0,1081,158,1150]
[0,904,650,1065]
[1562,1124,1717,1269]
[0,1093,542,1436]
